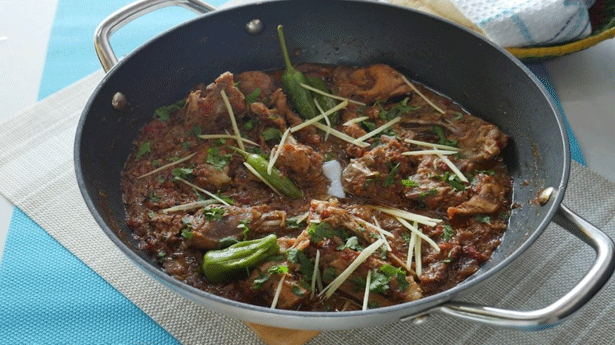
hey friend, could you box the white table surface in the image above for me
[1,0,614,263]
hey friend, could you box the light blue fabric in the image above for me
[0,208,181,344]
[2,0,228,343]
[0,0,587,342]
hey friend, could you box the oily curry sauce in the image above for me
[121,64,512,311]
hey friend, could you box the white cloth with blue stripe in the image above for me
[451,0,596,47]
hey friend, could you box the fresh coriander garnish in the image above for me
[262,127,282,141]
[442,224,454,242]
[476,215,492,223]
[154,100,186,121]
[203,207,226,221]
[307,222,348,243]
[382,163,400,187]
[379,97,419,121]
[147,192,161,202]
[401,178,419,188]
[268,265,289,275]
[171,167,193,180]
[245,88,261,104]
[336,236,365,252]
[238,220,250,240]
[243,118,258,131]
[439,171,466,191]
[431,125,457,147]
[135,141,151,160]
[206,146,232,169]
[291,284,306,297]
[286,248,314,279]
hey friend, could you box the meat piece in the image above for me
[236,71,276,102]
[192,164,232,190]
[341,137,408,204]
[448,173,511,219]
[275,139,325,182]
[187,206,261,249]
[185,72,247,130]
[457,124,509,163]
[402,155,470,211]
[332,64,412,104]
[246,260,310,309]
[319,242,422,306]
[308,199,413,274]
[250,102,288,132]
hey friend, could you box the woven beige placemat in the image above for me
[0,70,614,344]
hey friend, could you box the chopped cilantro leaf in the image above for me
[363,173,380,189]
[382,163,400,187]
[253,271,270,289]
[203,207,225,221]
[262,127,282,141]
[154,100,186,121]
[307,222,348,242]
[322,267,337,282]
[147,193,161,202]
[268,265,289,275]
[380,264,409,291]
[439,171,466,191]
[442,224,454,242]
[206,147,232,169]
[172,167,193,179]
[336,236,365,252]
[192,125,202,136]
[369,271,390,294]
[368,301,380,309]
[431,125,457,147]
[401,232,412,243]
[476,215,492,223]
[452,111,464,121]
[135,141,151,160]
[379,97,419,120]
[475,169,495,176]
[286,248,314,278]
[286,217,307,229]
[245,88,261,104]
[292,285,306,297]
[361,121,377,132]
[181,230,194,239]
[237,220,250,240]
[401,178,419,188]
[215,191,235,205]
[352,277,367,293]
[243,118,258,131]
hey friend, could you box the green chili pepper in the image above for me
[202,234,279,282]
[306,76,340,125]
[231,147,303,199]
[277,25,318,120]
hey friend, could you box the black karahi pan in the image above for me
[74,0,615,330]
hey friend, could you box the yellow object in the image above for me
[508,26,615,60]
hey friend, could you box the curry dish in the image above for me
[121,62,512,311]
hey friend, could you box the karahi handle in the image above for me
[402,204,615,329]
[94,0,215,72]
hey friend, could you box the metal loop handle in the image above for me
[94,0,215,72]
[403,204,615,329]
